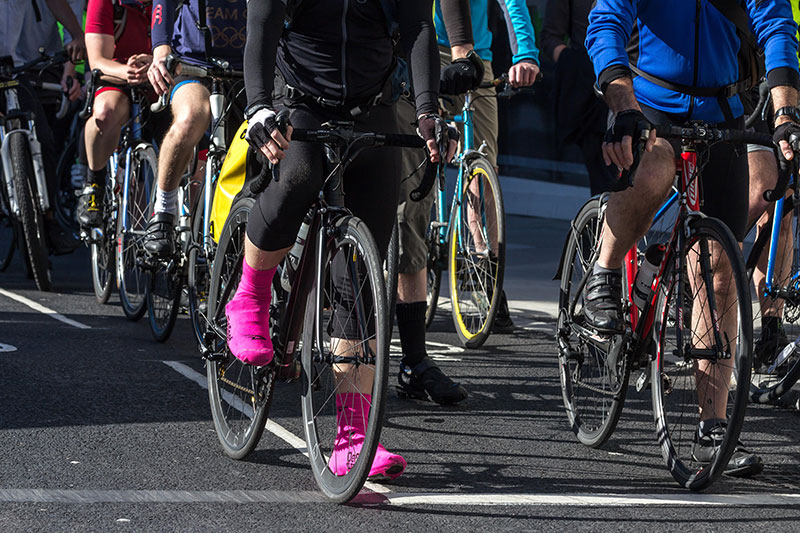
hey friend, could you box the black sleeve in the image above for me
[398,0,439,116]
[440,0,473,47]
[540,0,569,63]
[244,0,287,111]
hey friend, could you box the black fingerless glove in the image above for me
[439,50,485,96]
[605,109,653,144]
[773,121,800,159]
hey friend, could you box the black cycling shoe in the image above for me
[492,290,514,333]
[76,183,104,228]
[45,219,79,255]
[144,212,176,258]
[396,356,468,405]
[583,269,624,333]
[691,423,764,478]
[754,322,789,372]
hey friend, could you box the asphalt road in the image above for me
[1,215,799,531]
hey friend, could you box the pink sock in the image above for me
[224,261,276,366]
[328,393,406,480]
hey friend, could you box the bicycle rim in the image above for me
[301,216,389,503]
[448,158,505,348]
[90,182,116,304]
[206,197,272,460]
[746,198,800,403]
[557,197,629,448]
[117,147,155,320]
[651,217,752,490]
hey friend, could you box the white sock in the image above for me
[155,187,179,217]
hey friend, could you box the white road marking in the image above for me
[389,339,463,362]
[163,361,391,495]
[0,288,91,329]
[1,489,799,507]
[0,343,17,352]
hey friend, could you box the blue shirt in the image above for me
[586,0,800,123]
[434,0,540,65]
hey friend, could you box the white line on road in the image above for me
[0,288,91,329]
[162,360,391,495]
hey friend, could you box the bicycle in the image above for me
[0,51,71,290]
[143,54,245,343]
[79,69,158,314]
[203,118,428,502]
[556,122,775,490]
[421,74,521,348]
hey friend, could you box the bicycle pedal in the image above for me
[635,369,651,392]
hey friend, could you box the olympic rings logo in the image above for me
[210,25,246,49]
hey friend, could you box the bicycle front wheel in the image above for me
[384,218,399,326]
[0,178,17,272]
[301,215,389,503]
[745,197,800,404]
[90,179,116,304]
[10,134,51,291]
[117,145,156,320]
[206,197,272,460]
[651,217,752,490]
[557,197,629,448]
[448,156,505,348]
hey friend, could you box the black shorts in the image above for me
[641,103,750,241]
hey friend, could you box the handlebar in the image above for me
[150,54,244,113]
[34,80,70,119]
[1,50,70,79]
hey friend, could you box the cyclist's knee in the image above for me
[170,105,210,141]
[92,94,129,132]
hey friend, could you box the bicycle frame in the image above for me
[762,178,800,295]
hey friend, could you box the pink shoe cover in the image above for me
[225,262,276,366]
[328,393,407,480]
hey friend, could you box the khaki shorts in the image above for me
[395,48,498,274]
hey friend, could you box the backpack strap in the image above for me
[31,0,42,22]
[708,0,758,51]
[195,0,213,64]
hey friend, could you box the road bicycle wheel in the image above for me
[301,215,389,503]
[448,155,505,348]
[188,183,214,349]
[53,132,80,234]
[0,180,17,272]
[651,217,752,490]
[384,219,398,326]
[145,183,183,343]
[9,133,51,291]
[425,198,444,329]
[206,197,272,460]
[556,197,629,448]
[90,179,116,304]
[744,197,800,404]
[117,145,155,321]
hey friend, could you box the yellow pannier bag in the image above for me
[209,120,261,242]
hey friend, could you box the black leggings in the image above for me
[246,101,402,338]
[640,104,750,241]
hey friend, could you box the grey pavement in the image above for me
[0,215,799,531]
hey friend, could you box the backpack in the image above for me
[629,0,764,100]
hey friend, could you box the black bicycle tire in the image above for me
[90,179,116,304]
[0,184,17,272]
[10,134,51,291]
[449,155,505,349]
[188,181,212,349]
[425,267,442,329]
[145,179,182,343]
[651,216,753,490]
[424,193,443,329]
[385,218,399,327]
[117,145,156,321]
[300,215,389,503]
[206,196,272,460]
[557,197,629,448]
[53,132,80,233]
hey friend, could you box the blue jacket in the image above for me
[152,0,247,70]
[434,0,540,65]
[586,0,799,123]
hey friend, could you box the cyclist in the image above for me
[585,0,800,476]
[1,0,85,254]
[392,0,540,406]
[229,0,456,480]
[77,0,153,229]
[144,0,247,257]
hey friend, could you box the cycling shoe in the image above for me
[397,356,468,405]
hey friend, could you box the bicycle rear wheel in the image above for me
[117,145,155,321]
[745,197,800,404]
[425,197,444,329]
[10,133,51,291]
[146,183,182,343]
[301,215,389,503]
[188,185,214,350]
[557,197,629,447]
[448,156,505,348]
[206,197,272,460]
[384,218,398,326]
[651,217,752,490]
[90,179,116,304]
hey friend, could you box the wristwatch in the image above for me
[774,106,800,124]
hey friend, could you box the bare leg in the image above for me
[84,90,130,170]
[398,269,426,303]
